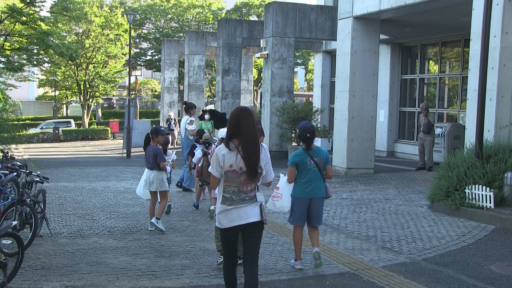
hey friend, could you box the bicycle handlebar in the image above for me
[3,165,49,182]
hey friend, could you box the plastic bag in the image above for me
[267,174,293,213]
[136,169,151,200]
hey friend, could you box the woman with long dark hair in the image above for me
[209,106,274,288]
[286,121,333,270]
[176,101,197,192]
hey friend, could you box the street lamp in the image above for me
[124,12,137,159]
[52,74,58,120]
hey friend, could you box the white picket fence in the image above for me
[465,185,494,209]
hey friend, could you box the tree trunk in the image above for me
[96,102,102,123]
[81,104,88,129]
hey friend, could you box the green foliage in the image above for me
[0,0,49,95]
[224,0,269,20]
[0,97,22,147]
[130,0,226,72]
[294,77,300,92]
[429,141,512,208]
[43,0,129,128]
[295,50,314,92]
[274,100,324,145]
[138,79,161,100]
[0,131,54,145]
[61,128,110,141]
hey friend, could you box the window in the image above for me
[398,38,469,141]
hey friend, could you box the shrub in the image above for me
[61,128,111,141]
[429,141,512,208]
[0,132,53,145]
[11,115,87,122]
[274,101,324,145]
[0,122,42,133]
[99,109,159,120]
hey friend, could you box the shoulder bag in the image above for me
[302,148,332,199]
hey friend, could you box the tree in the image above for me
[295,50,314,92]
[0,0,49,100]
[224,0,269,20]
[130,0,226,72]
[253,58,263,107]
[137,79,161,100]
[43,0,128,128]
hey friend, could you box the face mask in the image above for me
[205,115,210,120]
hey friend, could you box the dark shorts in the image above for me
[288,196,324,227]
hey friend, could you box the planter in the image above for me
[288,145,301,160]
[314,138,331,151]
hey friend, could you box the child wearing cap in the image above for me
[142,126,172,232]
[287,121,333,270]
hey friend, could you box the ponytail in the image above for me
[161,136,170,155]
[303,138,314,151]
[183,101,197,114]
[143,133,151,152]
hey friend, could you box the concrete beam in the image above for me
[264,2,337,41]
[262,37,295,158]
[160,39,183,126]
[333,17,380,174]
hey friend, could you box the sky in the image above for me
[223,0,319,9]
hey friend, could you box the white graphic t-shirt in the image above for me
[209,143,274,229]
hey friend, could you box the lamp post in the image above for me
[52,74,58,119]
[124,12,137,159]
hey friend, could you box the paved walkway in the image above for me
[8,141,499,287]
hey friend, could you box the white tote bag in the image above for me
[136,169,151,200]
[267,174,293,213]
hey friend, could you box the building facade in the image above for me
[311,0,511,173]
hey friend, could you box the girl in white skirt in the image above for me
[143,126,171,232]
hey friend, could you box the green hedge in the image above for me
[11,109,159,122]
[61,128,111,141]
[428,141,512,208]
[0,122,41,133]
[98,109,159,120]
[0,131,53,145]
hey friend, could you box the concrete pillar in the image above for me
[262,37,295,157]
[241,54,254,107]
[466,0,512,146]
[312,52,331,129]
[375,43,400,156]
[216,20,243,117]
[160,39,182,126]
[184,31,206,119]
[333,17,380,174]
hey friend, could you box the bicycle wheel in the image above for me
[0,202,38,251]
[32,189,47,236]
[0,231,24,288]
[1,177,20,200]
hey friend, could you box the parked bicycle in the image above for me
[0,172,38,251]
[17,170,51,237]
[0,221,24,288]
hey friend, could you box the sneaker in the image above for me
[202,194,207,200]
[193,202,199,210]
[176,182,182,188]
[313,250,323,269]
[148,223,155,231]
[165,202,172,215]
[216,254,224,266]
[237,256,243,265]
[415,166,426,171]
[290,259,304,270]
[182,187,193,192]
[150,217,165,232]
[208,205,215,220]
[426,166,433,172]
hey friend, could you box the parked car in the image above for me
[101,97,118,110]
[28,119,76,134]
[116,97,127,109]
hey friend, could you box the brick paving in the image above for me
[8,142,494,287]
